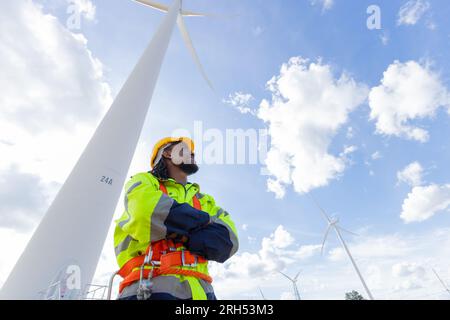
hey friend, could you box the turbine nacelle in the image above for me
[321,218,358,255]
[278,270,301,283]
[329,215,339,225]
[307,194,358,255]
[133,0,214,90]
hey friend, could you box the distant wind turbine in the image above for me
[432,268,450,298]
[1,0,214,299]
[258,286,267,300]
[309,194,375,300]
[278,270,302,300]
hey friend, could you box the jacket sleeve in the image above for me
[115,173,211,244]
[186,195,239,263]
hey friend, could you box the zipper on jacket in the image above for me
[172,180,195,204]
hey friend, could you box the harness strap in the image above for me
[119,268,213,294]
[159,182,202,210]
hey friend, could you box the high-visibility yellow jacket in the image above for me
[114,172,239,300]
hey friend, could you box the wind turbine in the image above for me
[0,0,213,299]
[134,0,214,90]
[278,270,302,300]
[258,286,267,300]
[432,268,450,298]
[309,194,375,300]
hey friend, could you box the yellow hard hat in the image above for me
[150,137,195,168]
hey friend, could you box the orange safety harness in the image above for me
[118,182,212,294]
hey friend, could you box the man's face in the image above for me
[164,142,199,175]
[166,142,195,165]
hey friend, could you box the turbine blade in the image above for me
[321,225,332,255]
[181,11,208,17]
[133,0,208,17]
[337,225,359,237]
[177,14,215,91]
[258,287,266,300]
[308,193,332,223]
[278,271,293,282]
[432,268,450,292]
[133,0,168,13]
[294,270,301,281]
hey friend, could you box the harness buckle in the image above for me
[137,250,154,300]
[181,250,198,267]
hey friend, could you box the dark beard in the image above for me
[179,163,199,176]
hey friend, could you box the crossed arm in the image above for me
[117,174,239,263]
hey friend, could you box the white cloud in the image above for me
[0,2,110,134]
[294,244,322,259]
[392,262,426,278]
[206,224,450,299]
[280,291,296,300]
[380,33,389,46]
[341,145,358,156]
[348,234,414,259]
[0,166,58,231]
[397,0,430,26]
[310,0,334,12]
[261,225,295,251]
[0,0,112,183]
[67,0,96,21]
[328,247,345,262]
[369,60,450,142]
[223,92,256,115]
[56,205,444,300]
[346,127,354,139]
[371,151,382,160]
[258,57,368,195]
[392,262,426,291]
[397,161,424,187]
[401,184,450,223]
[0,0,112,230]
[0,0,113,291]
[398,162,450,224]
[208,225,297,284]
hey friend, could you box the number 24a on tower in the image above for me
[100,176,113,185]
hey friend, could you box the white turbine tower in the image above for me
[278,270,301,300]
[309,194,375,300]
[0,0,212,299]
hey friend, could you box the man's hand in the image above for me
[168,232,189,243]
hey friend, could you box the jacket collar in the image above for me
[158,176,200,192]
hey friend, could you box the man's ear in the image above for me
[162,149,172,160]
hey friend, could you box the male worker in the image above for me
[114,137,239,300]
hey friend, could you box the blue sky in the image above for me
[1,0,450,300]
